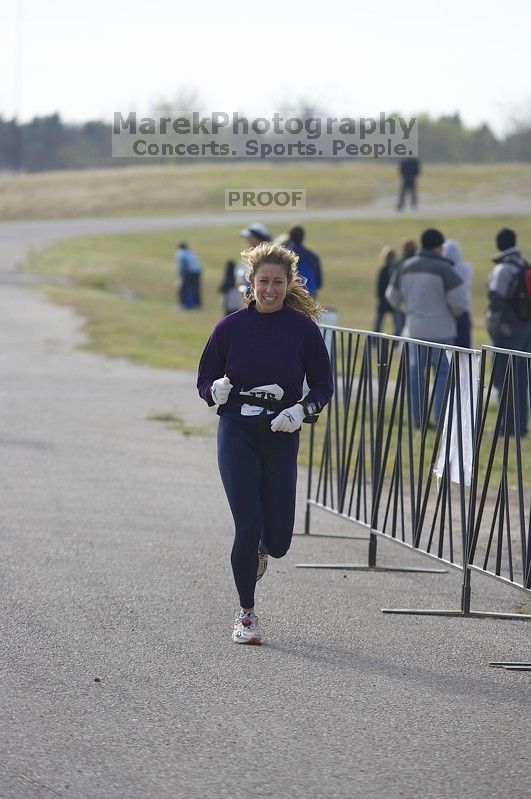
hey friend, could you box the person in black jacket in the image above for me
[397,157,420,211]
[375,246,403,334]
[218,260,242,316]
[486,228,531,436]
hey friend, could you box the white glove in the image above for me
[270,403,305,433]
[211,375,233,405]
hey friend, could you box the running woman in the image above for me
[197,243,333,645]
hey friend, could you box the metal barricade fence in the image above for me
[302,326,531,620]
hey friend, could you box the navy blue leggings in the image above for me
[217,411,300,609]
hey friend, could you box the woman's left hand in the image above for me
[270,404,305,433]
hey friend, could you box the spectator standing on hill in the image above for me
[176,242,202,309]
[397,157,421,211]
[374,246,402,335]
[396,238,417,269]
[486,228,531,436]
[442,239,473,348]
[197,243,333,645]
[286,226,323,297]
[218,260,242,316]
[385,228,468,427]
[235,223,271,299]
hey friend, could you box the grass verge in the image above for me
[3,162,531,220]
[147,411,212,437]
[23,213,531,371]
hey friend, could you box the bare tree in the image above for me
[151,87,206,120]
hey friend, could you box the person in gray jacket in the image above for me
[486,228,531,436]
[386,228,468,427]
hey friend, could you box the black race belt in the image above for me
[234,393,319,423]
[233,392,320,473]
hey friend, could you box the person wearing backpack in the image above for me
[486,228,531,436]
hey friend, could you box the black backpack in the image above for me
[509,260,531,321]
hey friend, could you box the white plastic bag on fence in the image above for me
[434,350,480,486]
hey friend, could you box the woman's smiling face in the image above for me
[251,263,288,313]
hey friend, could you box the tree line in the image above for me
[0,111,530,172]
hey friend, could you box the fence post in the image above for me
[304,419,315,535]
[461,568,472,615]
[369,336,388,567]
[462,348,487,616]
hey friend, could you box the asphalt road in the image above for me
[1,214,530,799]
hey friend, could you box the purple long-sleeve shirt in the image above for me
[197,302,333,413]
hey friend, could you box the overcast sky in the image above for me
[1,0,530,134]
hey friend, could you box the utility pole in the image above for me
[12,0,24,172]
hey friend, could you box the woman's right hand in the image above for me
[210,375,233,405]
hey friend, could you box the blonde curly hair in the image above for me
[240,242,323,321]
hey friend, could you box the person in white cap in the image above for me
[239,223,271,248]
[234,223,272,302]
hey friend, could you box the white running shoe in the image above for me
[232,610,262,645]
[256,551,268,582]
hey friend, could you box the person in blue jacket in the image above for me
[176,242,202,309]
[197,243,333,645]
[286,226,323,297]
